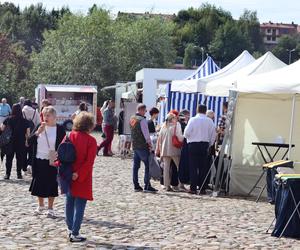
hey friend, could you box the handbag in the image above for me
[172,123,183,148]
[149,152,161,181]
[45,129,57,166]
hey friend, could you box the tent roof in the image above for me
[237,58,300,94]
[171,50,255,93]
[203,51,286,96]
[185,56,220,80]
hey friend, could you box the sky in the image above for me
[6,0,300,24]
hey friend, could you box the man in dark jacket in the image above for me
[130,104,157,193]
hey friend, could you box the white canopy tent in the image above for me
[229,59,300,196]
[171,50,255,93]
[202,51,286,97]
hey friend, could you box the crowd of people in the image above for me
[0,94,228,243]
[127,102,227,195]
[0,97,97,243]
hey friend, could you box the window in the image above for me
[272,36,276,41]
[267,36,271,41]
[267,29,271,33]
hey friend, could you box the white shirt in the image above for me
[184,114,216,146]
[36,126,57,160]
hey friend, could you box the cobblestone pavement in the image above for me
[0,134,299,249]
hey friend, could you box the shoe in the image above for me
[34,206,46,215]
[17,174,23,179]
[144,185,158,193]
[165,186,174,192]
[179,185,187,192]
[172,186,180,192]
[47,209,56,218]
[96,146,101,156]
[188,189,197,195]
[199,190,207,195]
[103,153,113,157]
[134,185,143,192]
[3,174,10,180]
[70,234,87,243]
[68,230,72,238]
[26,166,32,175]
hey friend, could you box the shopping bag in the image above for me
[149,152,161,181]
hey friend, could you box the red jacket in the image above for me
[69,131,97,200]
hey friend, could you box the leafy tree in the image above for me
[238,10,265,53]
[272,35,300,64]
[209,21,251,65]
[0,34,31,101]
[113,17,176,81]
[183,44,204,68]
[173,4,232,57]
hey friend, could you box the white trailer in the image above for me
[35,84,97,130]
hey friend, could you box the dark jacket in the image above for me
[130,114,148,150]
[28,124,66,176]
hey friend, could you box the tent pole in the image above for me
[288,94,296,159]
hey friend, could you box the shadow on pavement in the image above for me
[85,240,158,250]
[84,218,134,230]
[0,179,31,186]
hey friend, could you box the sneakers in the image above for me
[144,185,158,193]
[47,209,56,218]
[134,185,143,192]
[3,174,10,180]
[34,206,46,215]
[70,234,87,243]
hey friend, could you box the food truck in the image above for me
[35,84,97,130]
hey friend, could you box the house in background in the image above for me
[260,21,300,49]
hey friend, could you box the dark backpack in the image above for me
[23,110,36,132]
[57,133,76,163]
[0,125,12,148]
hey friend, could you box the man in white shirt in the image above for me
[184,105,216,194]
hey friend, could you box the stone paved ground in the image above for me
[0,134,299,249]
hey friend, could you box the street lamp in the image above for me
[287,48,296,65]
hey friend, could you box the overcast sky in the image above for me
[7,0,300,24]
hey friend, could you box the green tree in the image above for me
[113,17,176,80]
[183,44,204,68]
[238,10,264,53]
[209,21,251,65]
[0,34,31,101]
[272,35,300,64]
[173,4,232,57]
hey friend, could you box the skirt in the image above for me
[29,158,58,197]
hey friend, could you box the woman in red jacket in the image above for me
[65,112,97,243]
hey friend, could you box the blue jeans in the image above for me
[65,193,87,236]
[133,149,150,187]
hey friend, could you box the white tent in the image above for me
[203,52,286,97]
[229,59,300,196]
[171,50,255,93]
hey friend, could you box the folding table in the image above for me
[268,174,300,238]
[248,142,295,202]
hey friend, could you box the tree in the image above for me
[183,43,204,68]
[31,9,176,103]
[113,17,176,81]
[238,10,265,53]
[0,34,31,101]
[173,4,232,57]
[209,21,251,65]
[272,35,300,64]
